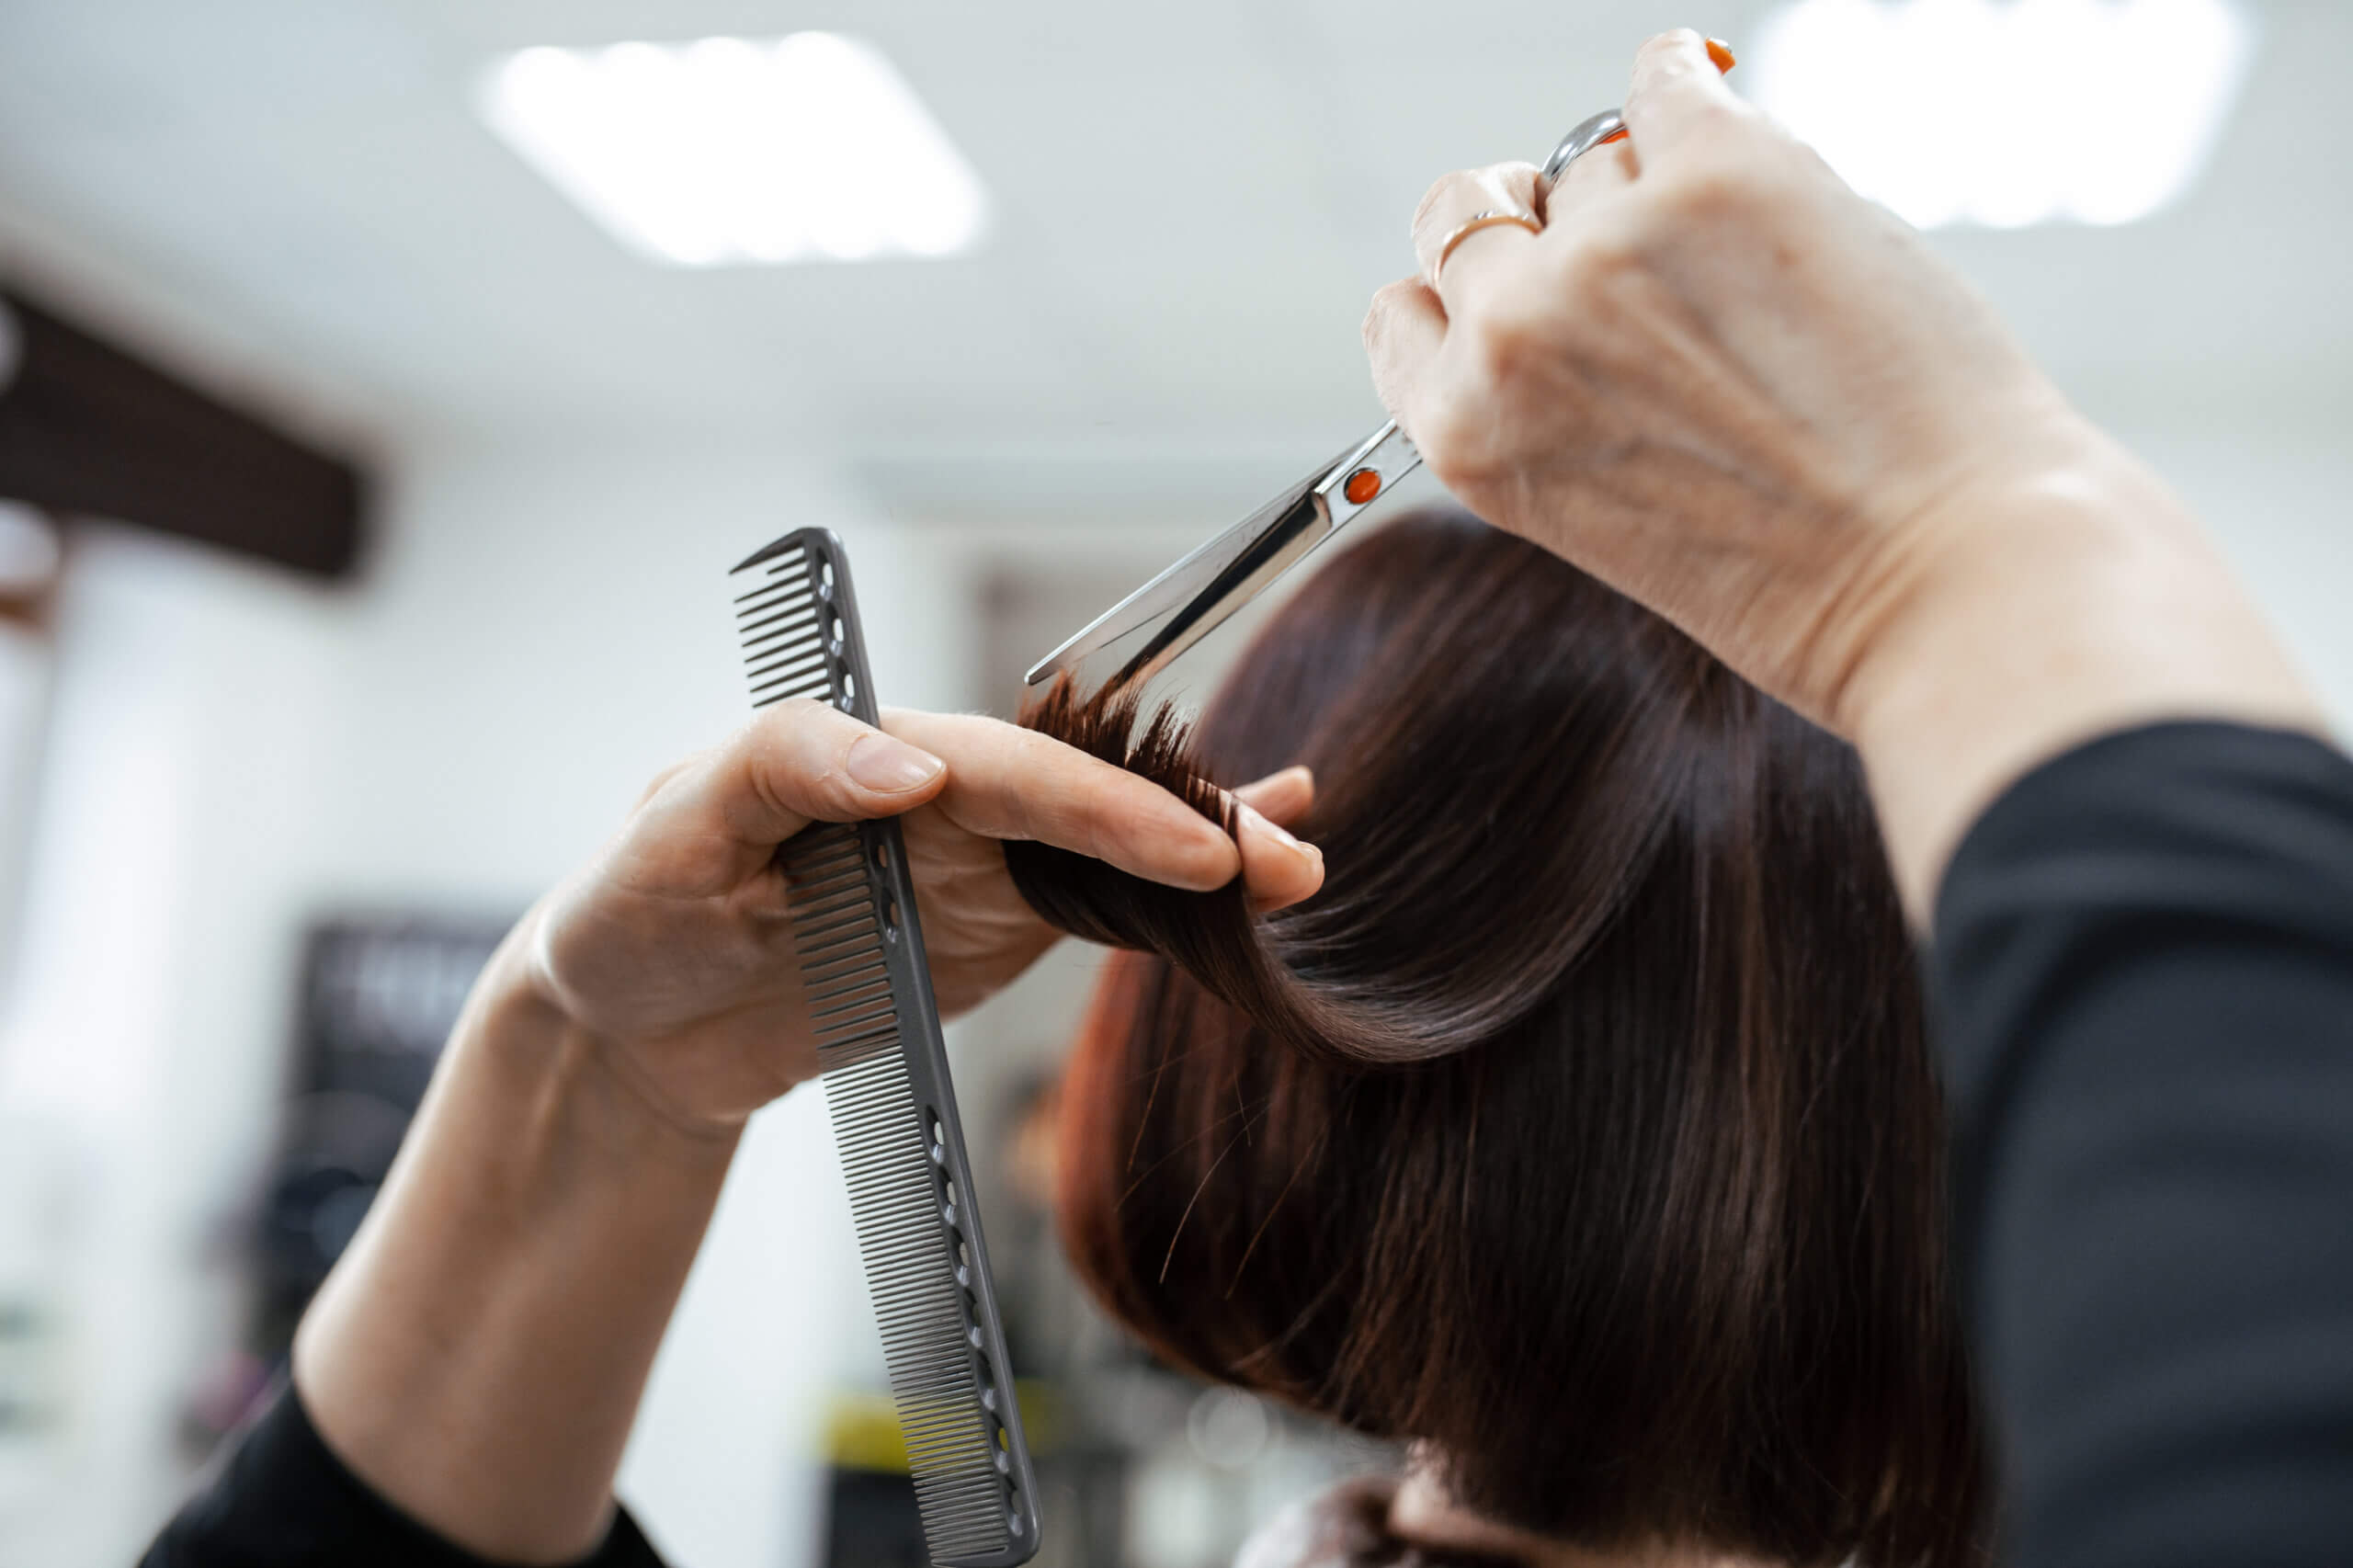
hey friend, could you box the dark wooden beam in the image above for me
[0,289,369,580]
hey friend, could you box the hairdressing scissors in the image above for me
[1023,108,1632,691]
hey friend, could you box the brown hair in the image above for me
[1006,508,1987,1566]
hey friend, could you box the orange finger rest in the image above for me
[1344,469,1382,506]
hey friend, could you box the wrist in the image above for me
[506,905,796,1144]
[491,949,749,1169]
[1838,439,2327,920]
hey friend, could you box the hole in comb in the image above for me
[818,559,835,595]
[882,893,899,936]
[829,613,846,648]
[841,668,858,702]
[874,840,892,871]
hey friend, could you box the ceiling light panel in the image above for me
[1753,0,2256,231]
[480,33,988,267]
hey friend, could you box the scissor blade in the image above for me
[1021,443,1355,687]
[1100,488,1332,690]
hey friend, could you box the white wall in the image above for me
[0,445,971,1568]
[2129,419,2353,726]
[0,527,344,1566]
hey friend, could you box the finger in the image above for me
[1363,277,1448,432]
[1237,803,1324,914]
[653,698,948,848]
[883,710,1256,892]
[1233,765,1313,828]
[1410,161,1543,320]
[1622,28,1745,162]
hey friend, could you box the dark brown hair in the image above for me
[1006,508,1987,1565]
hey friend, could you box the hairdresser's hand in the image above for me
[523,700,1321,1130]
[1367,28,2084,727]
[1365,28,2320,909]
[295,699,1314,1560]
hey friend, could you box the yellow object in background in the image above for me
[818,1381,1064,1474]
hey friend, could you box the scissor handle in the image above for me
[1021,101,1643,691]
[1540,109,1627,189]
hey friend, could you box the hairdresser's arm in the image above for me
[1365,30,2324,915]
[154,701,1318,1566]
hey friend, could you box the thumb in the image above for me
[660,698,949,849]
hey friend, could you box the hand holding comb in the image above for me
[729,528,1041,1564]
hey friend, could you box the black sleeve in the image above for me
[142,1384,668,1568]
[1930,721,2353,1568]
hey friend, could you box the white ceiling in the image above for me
[0,0,2347,489]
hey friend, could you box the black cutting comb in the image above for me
[729,528,1041,1564]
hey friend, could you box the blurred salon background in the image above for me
[0,1,2345,1563]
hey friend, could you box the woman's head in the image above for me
[1007,508,1984,1565]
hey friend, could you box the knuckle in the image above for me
[759,694,836,739]
[634,752,700,808]
[1411,171,1473,236]
[1414,394,1503,491]
[1361,279,1417,346]
[1483,160,1542,211]
[765,696,865,807]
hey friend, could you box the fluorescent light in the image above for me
[1754,0,2256,230]
[479,33,988,267]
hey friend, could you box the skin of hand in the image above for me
[294,701,1320,1562]
[1364,29,2325,915]
[528,699,1321,1132]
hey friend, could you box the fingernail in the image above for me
[847,733,944,792]
[1240,803,1320,863]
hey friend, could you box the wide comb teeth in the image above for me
[729,529,1039,1565]
[732,540,852,711]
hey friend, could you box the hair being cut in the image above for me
[1006,507,1987,1566]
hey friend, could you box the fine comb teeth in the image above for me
[728,528,1041,1565]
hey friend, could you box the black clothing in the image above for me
[1931,722,2353,1566]
[146,721,2353,1566]
[140,1384,660,1568]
